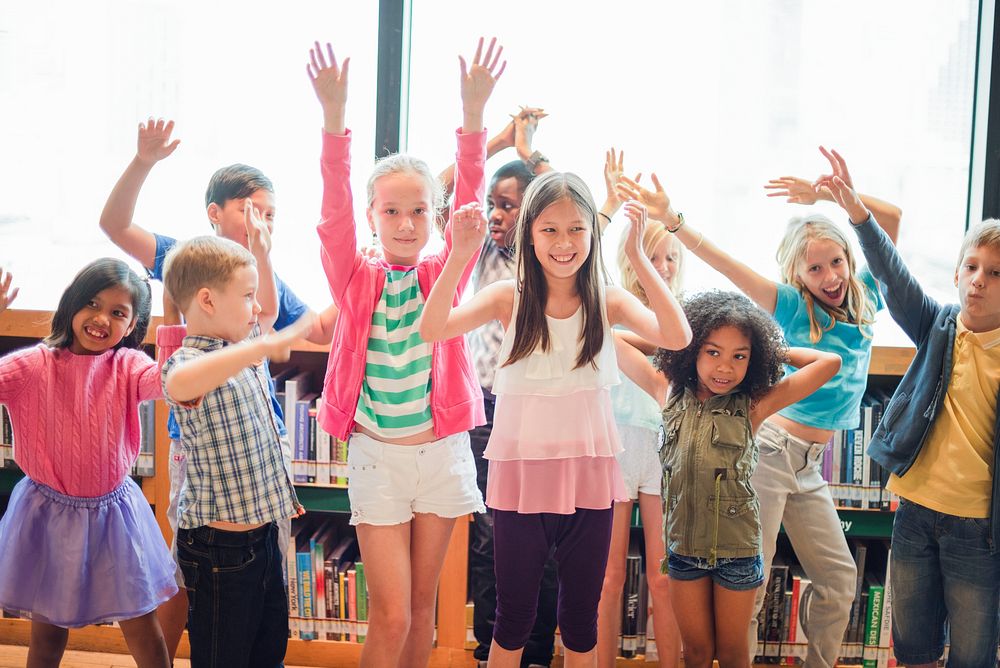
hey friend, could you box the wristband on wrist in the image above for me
[524,149,549,171]
[598,211,613,225]
[666,212,685,233]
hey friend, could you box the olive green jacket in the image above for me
[659,387,761,564]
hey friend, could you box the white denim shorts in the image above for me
[347,431,485,526]
[615,424,663,499]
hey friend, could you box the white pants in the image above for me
[748,421,857,668]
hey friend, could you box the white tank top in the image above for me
[492,286,620,397]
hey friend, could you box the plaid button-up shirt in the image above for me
[162,332,300,529]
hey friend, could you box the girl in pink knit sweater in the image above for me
[0,259,176,668]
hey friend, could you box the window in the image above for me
[0,0,378,311]
[407,0,981,344]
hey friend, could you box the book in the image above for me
[620,544,642,658]
[356,561,369,643]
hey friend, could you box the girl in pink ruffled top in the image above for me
[420,174,691,667]
[0,260,176,667]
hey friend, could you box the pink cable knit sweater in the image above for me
[0,344,161,497]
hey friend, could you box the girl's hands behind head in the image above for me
[0,268,18,315]
[616,173,680,228]
[459,37,507,116]
[136,118,180,166]
[308,42,350,110]
[450,202,488,261]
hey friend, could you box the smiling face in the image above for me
[650,233,681,285]
[955,243,1000,332]
[70,285,137,355]
[530,197,593,282]
[487,176,524,248]
[208,189,275,249]
[367,171,434,265]
[695,324,751,400]
[795,237,852,308]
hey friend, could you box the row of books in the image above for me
[819,389,900,511]
[755,540,893,667]
[0,403,155,477]
[286,518,369,642]
[274,368,348,487]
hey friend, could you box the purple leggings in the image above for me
[492,507,614,653]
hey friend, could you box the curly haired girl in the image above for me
[615,290,840,668]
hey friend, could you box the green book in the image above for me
[356,561,368,643]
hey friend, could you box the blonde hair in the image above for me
[617,222,683,303]
[957,219,1000,268]
[776,214,875,343]
[163,236,256,311]
[366,154,446,230]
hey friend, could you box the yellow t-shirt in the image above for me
[887,320,1000,518]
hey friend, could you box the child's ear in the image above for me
[196,287,215,315]
[954,268,961,288]
[124,317,138,338]
[207,202,222,228]
[366,207,377,236]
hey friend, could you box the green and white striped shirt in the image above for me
[354,266,433,439]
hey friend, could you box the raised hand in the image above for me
[616,173,679,227]
[450,202,488,260]
[244,199,272,256]
[603,148,641,216]
[459,37,507,120]
[264,312,317,363]
[764,176,826,205]
[814,146,854,191]
[825,175,870,224]
[308,41,350,134]
[0,267,18,314]
[136,118,180,166]
[622,200,648,260]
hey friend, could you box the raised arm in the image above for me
[244,200,278,333]
[766,146,902,244]
[617,174,779,313]
[513,108,552,177]
[99,119,181,269]
[309,42,364,306]
[438,114,520,200]
[750,347,841,433]
[420,204,511,342]
[0,267,18,315]
[608,201,692,350]
[825,175,939,344]
[164,314,314,404]
[613,332,668,406]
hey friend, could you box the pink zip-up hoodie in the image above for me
[316,128,487,441]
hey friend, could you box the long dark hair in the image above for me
[45,258,152,351]
[504,171,609,369]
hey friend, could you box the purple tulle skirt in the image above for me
[0,476,178,628]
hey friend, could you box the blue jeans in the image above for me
[177,523,288,668]
[667,552,765,591]
[891,498,1000,668]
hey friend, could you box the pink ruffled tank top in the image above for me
[484,288,628,514]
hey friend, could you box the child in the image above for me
[420,174,691,667]
[828,174,1000,668]
[0,259,176,668]
[310,38,503,667]
[616,291,840,668]
[597,185,684,668]
[99,120,338,659]
[159,232,311,666]
[617,149,901,668]
[457,112,562,667]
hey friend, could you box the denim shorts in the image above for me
[667,551,765,591]
[890,498,1000,667]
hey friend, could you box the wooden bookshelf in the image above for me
[0,308,471,667]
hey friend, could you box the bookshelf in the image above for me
[0,308,469,667]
